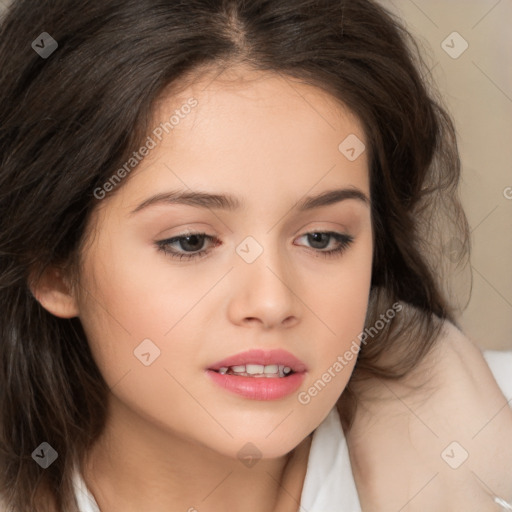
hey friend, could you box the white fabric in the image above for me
[72,469,100,512]
[483,350,512,401]
[299,406,361,511]
[72,349,512,512]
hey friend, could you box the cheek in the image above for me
[79,233,189,337]
[310,232,373,337]
[301,234,372,390]
[75,235,210,390]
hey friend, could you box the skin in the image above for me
[347,315,512,511]
[32,64,374,511]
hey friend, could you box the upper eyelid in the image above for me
[161,221,353,239]
[160,229,350,241]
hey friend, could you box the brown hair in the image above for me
[0,0,470,510]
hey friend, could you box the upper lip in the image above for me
[207,349,307,373]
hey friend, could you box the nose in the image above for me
[226,244,301,330]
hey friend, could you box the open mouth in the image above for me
[210,364,296,378]
[206,357,307,400]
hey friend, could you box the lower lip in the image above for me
[205,370,306,400]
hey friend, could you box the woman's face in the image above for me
[75,65,373,459]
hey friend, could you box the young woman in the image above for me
[0,0,511,511]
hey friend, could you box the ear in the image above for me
[29,265,80,318]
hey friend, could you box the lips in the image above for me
[207,349,307,374]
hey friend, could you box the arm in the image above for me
[346,318,512,511]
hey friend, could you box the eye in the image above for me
[294,231,354,258]
[155,230,354,261]
[155,232,218,261]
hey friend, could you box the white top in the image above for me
[72,350,512,512]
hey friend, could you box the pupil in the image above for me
[182,235,203,251]
[309,233,328,249]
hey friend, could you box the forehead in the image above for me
[93,65,370,225]
[153,64,366,147]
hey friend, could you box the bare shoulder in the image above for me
[346,317,512,511]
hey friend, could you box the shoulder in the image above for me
[346,317,512,511]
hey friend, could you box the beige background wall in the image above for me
[1,1,511,349]
[381,1,512,350]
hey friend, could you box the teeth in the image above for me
[217,364,293,377]
[246,364,265,374]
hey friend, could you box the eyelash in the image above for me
[155,231,355,261]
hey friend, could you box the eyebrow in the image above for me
[129,187,370,216]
